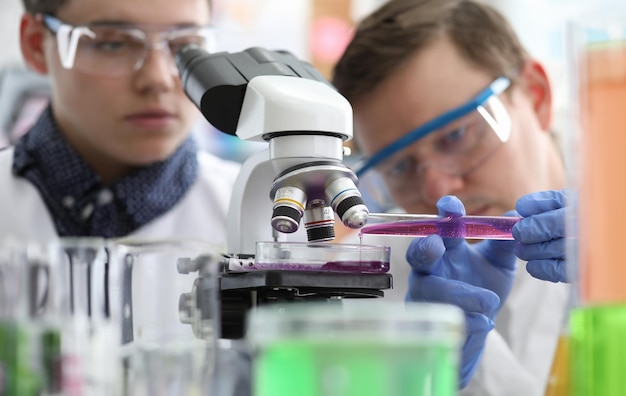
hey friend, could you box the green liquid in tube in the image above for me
[570,304,626,396]
[0,322,41,396]
[254,339,458,396]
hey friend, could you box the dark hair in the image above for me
[22,0,212,15]
[332,0,528,103]
[22,0,66,14]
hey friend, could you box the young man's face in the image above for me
[39,0,210,180]
[352,35,563,216]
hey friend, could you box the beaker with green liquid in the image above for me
[566,3,626,395]
[246,301,464,396]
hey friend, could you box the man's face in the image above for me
[41,0,210,178]
[352,36,559,216]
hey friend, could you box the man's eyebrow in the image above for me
[87,20,202,29]
[86,20,134,27]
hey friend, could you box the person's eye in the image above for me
[385,157,416,179]
[93,40,128,52]
[86,31,142,54]
[444,127,466,143]
[435,127,470,153]
[169,35,206,53]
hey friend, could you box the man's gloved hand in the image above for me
[405,195,517,388]
[513,189,568,283]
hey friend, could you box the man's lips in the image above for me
[124,110,176,128]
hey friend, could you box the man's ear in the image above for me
[518,59,553,131]
[20,13,50,74]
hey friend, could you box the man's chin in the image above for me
[122,147,179,166]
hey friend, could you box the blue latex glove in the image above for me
[405,195,517,388]
[513,189,567,283]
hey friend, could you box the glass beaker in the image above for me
[0,238,46,396]
[246,301,464,396]
[0,237,120,396]
[566,3,626,395]
[108,238,222,396]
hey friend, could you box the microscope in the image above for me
[175,46,392,339]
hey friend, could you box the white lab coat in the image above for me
[0,146,241,244]
[357,234,571,396]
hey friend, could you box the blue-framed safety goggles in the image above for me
[355,76,511,178]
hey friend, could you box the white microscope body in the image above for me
[177,46,369,257]
[229,75,366,255]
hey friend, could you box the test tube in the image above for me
[360,213,521,240]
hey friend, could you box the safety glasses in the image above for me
[41,14,216,77]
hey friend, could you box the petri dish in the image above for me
[228,242,391,273]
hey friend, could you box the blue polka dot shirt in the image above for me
[12,106,199,238]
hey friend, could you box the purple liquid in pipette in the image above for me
[359,215,522,240]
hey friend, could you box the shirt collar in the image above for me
[13,105,199,237]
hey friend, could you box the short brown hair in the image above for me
[22,0,212,15]
[332,0,529,103]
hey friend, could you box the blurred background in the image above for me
[0,0,600,160]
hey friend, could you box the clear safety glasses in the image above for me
[355,77,512,212]
[41,14,216,77]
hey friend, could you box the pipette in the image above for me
[360,213,522,240]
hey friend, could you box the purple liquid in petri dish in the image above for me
[249,260,389,273]
[321,260,389,273]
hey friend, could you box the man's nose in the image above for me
[133,45,178,92]
[417,165,464,207]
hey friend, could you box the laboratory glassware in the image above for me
[567,4,626,395]
[247,300,464,396]
[0,237,121,396]
[108,238,221,396]
[360,213,521,240]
